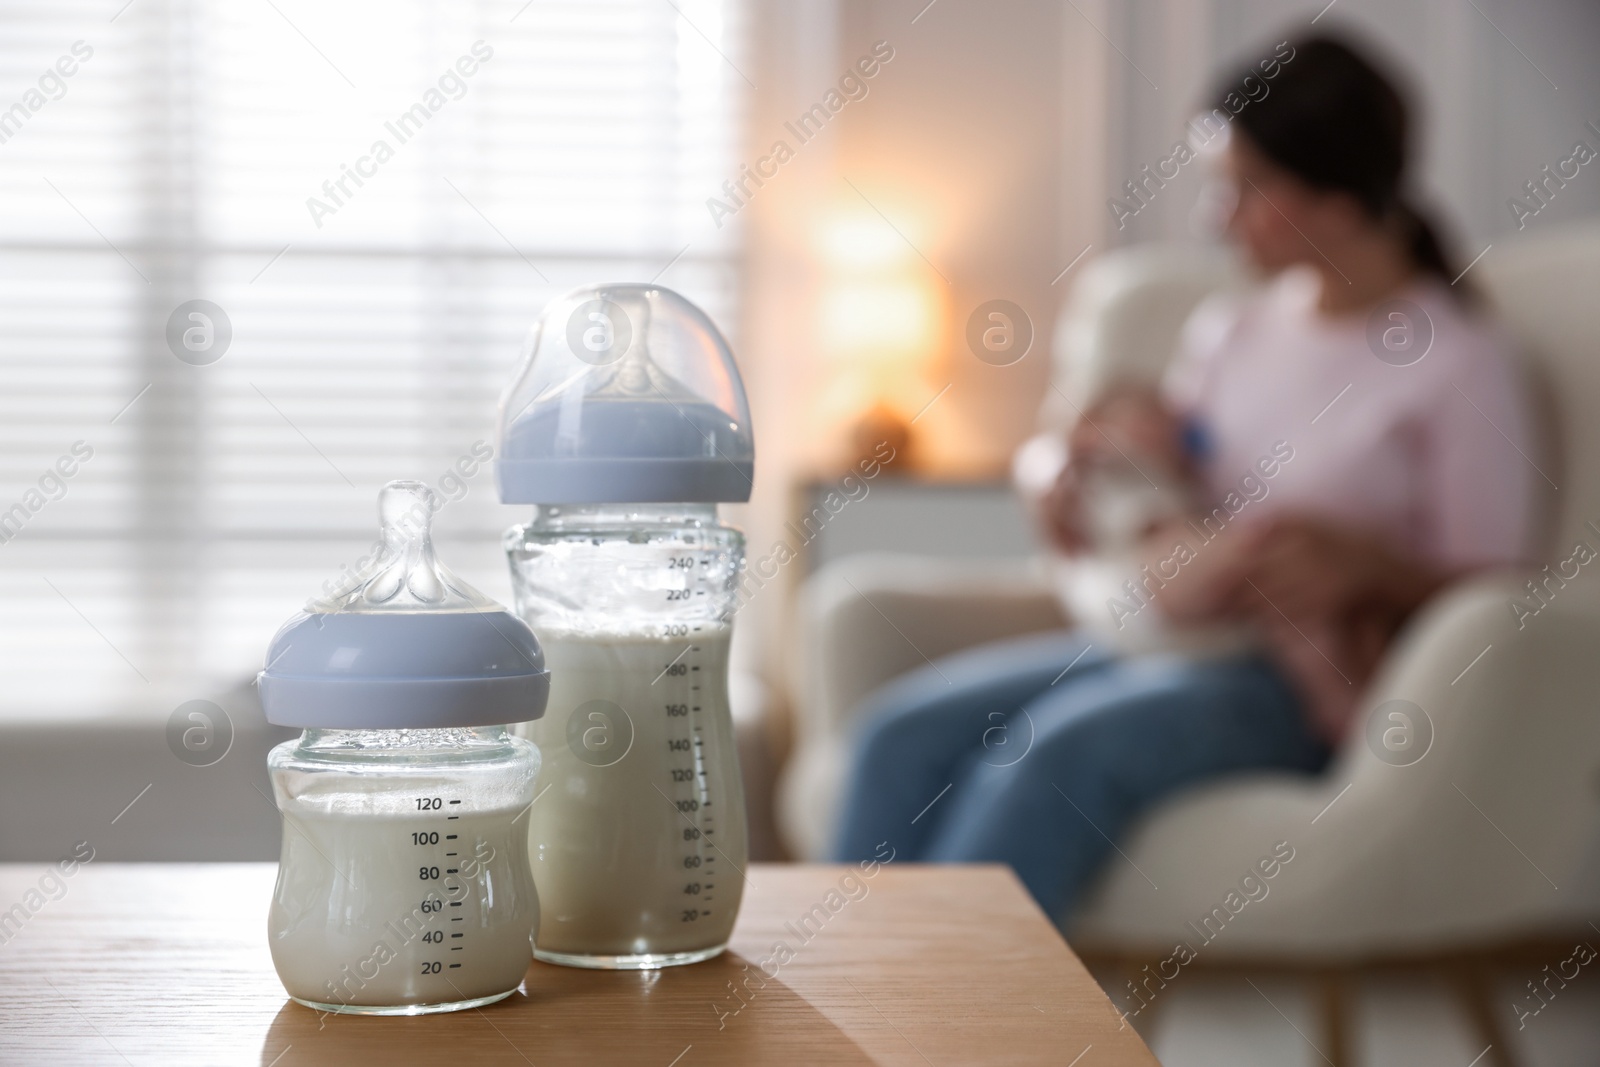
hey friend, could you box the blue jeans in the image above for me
[831,630,1329,923]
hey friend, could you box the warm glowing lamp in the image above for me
[814,207,946,470]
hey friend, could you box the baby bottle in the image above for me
[260,481,551,1014]
[496,284,753,969]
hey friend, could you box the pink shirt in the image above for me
[1166,267,1536,566]
[1163,266,1538,735]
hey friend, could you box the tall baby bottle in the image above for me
[496,284,753,969]
[260,481,551,1014]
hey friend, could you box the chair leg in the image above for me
[1317,970,1351,1067]
[1453,965,1524,1067]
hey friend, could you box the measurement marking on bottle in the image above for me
[447,816,459,820]
[451,947,463,951]
[445,852,457,857]
[449,902,462,907]
[449,963,461,969]
[446,868,458,874]
[448,800,461,805]
[452,933,463,938]
[451,917,462,922]
[445,834,457,840]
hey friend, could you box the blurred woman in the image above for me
[831,35,1537,923]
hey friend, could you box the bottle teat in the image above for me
[495,283,754,504]
[260,480,550,730]
[311,480,498,614]
[584,289,688,400]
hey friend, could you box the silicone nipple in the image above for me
[585,289,699,404]
[311,480,498,614]
[495,282,754,504]
[606,289,655,393]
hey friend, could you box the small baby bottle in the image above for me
[260,481,550,1015]
[496,284,753,969]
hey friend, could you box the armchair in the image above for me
[777,227,1600,1062]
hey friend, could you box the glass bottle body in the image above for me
[505,503,748,969]
[266,726,541,1014]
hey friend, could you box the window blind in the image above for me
[0,0,747,718]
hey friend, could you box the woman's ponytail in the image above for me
[1394,199,1473,300]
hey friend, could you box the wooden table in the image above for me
[0,863,1157,1066]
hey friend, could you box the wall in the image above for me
[1104,0,1600,255]
[734,0,1073,710]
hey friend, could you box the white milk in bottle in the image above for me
[524,625,746,961]
[496,284,755,968]
[269,800,538,1010]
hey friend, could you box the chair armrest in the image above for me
[1340,572,1600,935]
[1072,573,1600,956]
[790,552,1065,742]
[775,553,1065,859]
